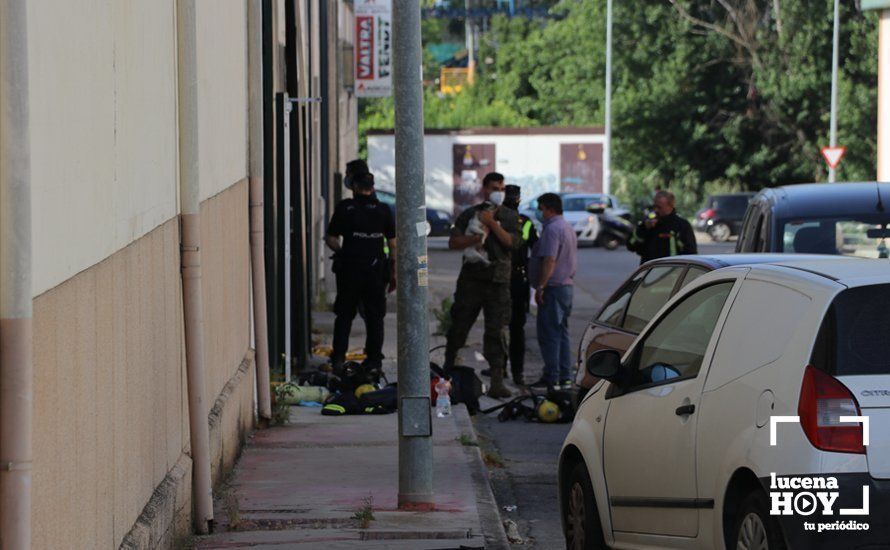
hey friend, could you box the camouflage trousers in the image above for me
[444,274,511,377]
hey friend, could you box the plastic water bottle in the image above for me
[435,378,452,418]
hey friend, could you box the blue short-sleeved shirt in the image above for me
[528,214,578,287]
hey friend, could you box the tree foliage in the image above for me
[360,0,879,214]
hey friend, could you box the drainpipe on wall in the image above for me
[248,0,272,422]
[0,0,33,547]
[176,0,214,534]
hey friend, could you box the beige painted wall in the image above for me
[31,179,254,549]
[197,0,249,202]
[28,1,250,296]
[32,217,187,549]
[28,0,179,296]
[201,180,251,414]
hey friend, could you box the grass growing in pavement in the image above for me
[483,450,506,468]
[457,433,478,447]
[353,495,375,529]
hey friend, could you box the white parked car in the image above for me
[559,257,889,549]
[521,193,627,245]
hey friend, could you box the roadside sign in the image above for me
[861,0,890,11]
[355,0,392,98]
[821,146,846,170]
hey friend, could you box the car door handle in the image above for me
[675,404,696,416]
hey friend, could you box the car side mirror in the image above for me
[586,349,622,381]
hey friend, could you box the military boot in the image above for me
[487,366,512,399]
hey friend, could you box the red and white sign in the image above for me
[821,146,846,170]
[356,16,375,80]
[354,0,392,98]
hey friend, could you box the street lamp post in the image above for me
[393,0,434,509]
[603,0,613,196]
[829,0,841,183]
[863,1,890,180]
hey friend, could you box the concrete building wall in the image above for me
[27,2,256,548]
[368,130,605,214]
[32,219,188,549]
[196,0,249,202]
[28,0,179,296]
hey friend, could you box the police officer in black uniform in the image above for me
[505,185,537,385]
[344,159,369,191]
[325,171,396,370]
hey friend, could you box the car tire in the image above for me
[564,462,607,550]
[709,222,731,242]
[600,235,620,251]
[733,490,787,550]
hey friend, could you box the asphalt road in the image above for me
[428,234,735,548]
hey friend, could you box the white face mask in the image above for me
[488,191,505,206]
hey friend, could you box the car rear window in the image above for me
[563,196,602,211]
[714,195,750,217]
[811,284,890,376]
[779,216,890,257]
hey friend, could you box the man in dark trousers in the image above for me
[325,172,396,371]
[627,190,697,263]
[528,193,578,390]
[445,172,520,398]
[504,184,537,385]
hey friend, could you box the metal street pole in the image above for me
[865,1,890,178]
[829,0,841,182]
[393,0,434,509]
[603,0,613,196]
[880,11,890,181]
[466,0,476,84]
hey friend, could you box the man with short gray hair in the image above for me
[627,190,697,264]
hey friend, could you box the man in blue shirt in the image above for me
[528,193,578,390]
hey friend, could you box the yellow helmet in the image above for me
[354,384,376,399]
[537,399,560,423]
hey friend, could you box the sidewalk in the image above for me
[196,276,510,548]
[196,404,506,549]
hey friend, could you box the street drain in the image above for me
[232,517,356,531]
[359,530,473,541]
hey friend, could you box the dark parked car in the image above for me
[375,190,453,236]
[735,183,890,257]
[573,253,845,403]
[694,192,754,242]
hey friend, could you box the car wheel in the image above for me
[709,222,731,242]
[600,236,620,250]
[733,490,786,550]
[564,462,606,550]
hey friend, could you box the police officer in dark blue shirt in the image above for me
[325,171,396,370]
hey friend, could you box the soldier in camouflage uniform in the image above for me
[444,172,520,398]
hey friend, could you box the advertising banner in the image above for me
[355,0,392,98]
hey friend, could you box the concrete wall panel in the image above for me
[369,132,606,214]
[201,179,251,410]
[32,219,187,548]
[196,0,249,201]
[28,0,179,296]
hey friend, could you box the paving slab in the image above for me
[196,405,507,549]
